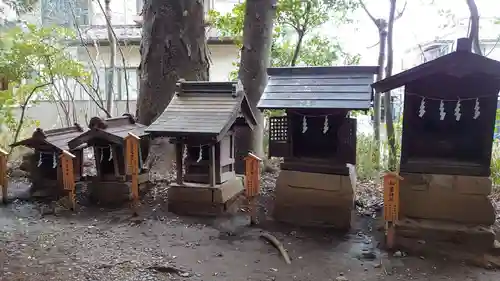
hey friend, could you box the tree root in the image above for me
[260,231,291,264]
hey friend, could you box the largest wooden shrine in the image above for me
[372,38,500,252]
[258,66,377,229]
[146,81,256,215]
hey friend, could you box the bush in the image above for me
[491,140,500,186]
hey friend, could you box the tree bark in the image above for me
[465,0,482,55]
[385,0,397,170]
[105,0,116,115]
[238,0,276,158]
[137,0,210,125]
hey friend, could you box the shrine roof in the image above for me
[257,66,378,110]
[145,81,257,140]
[11,124,85,152]
[372,38,500,94]
[67,115,147,150]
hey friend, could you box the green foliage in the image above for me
[208,0,360,72]
[356,116,403,181]
[0,24,90,147]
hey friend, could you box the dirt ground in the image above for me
[0,179,499,281]
[1,140,500,281]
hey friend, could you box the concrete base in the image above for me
[273,170,356,230]
[168,177,244,216]
[395,218,496,253]
[395,173,496,254]
[399,173,495,225]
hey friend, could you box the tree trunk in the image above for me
[290,31,304,67]
[237,0,276,158]
[385,0,397,170]
[373,19,387,140]
[137,0,210,126]
[465,0,482,55]
[105,0,116,115]
[373,19,387,168]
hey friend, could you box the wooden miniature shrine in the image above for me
[371,37,500,253]
[146,81,256,216]
[11,124,85,198]
[67,114,150,205]
[258,66,377,229]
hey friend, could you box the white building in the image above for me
[17,0,240,127]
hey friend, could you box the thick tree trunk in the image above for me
[385,0,397,170]
[137,0,210,125]
[237,0,276,158]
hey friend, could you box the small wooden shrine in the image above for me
[258,66,377,229]
[67,114,150,205]
[11,124,85,197]
[371,38,500,253]
[146,81,257,216]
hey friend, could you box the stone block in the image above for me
[395,218,495,253]
[399,173,495,225]
[273,170,355,230]
[167,176,244,216]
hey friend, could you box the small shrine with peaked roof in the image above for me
[12,124,85,197]
[371,37,500,253]
[146,81,257,216]
[68,114,151,205]
[258,66,377,229]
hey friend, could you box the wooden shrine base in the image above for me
[399,173,495,225]
[168,177,244,216]
[273,170,356,230]
[394,218,496,253]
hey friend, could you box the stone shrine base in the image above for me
[395,218,496,253]
[273,170,356,230]
[168,177,244,216]
[88,174,150,206]
[395,173,496,253]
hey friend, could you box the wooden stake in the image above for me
[383,172,403,249]
[60,150,76,210]
[0,147,8,204]
[244,152,262,225]
[125,132,140,215]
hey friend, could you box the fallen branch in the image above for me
[147,265,191,277]
[259,231,291,264]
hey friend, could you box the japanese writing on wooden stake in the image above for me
[125,133,140,214]
[383,172,402,222]
[60,150,76,210]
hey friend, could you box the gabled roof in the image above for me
[372,40,500,94]
[11,124,85,152]
[257,66,378,110]
[67,114,147,150]
[145,81,257,141]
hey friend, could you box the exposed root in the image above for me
[260,231,291,264]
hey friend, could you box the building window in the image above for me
[79,67,138,101]
[41,0,90,27]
